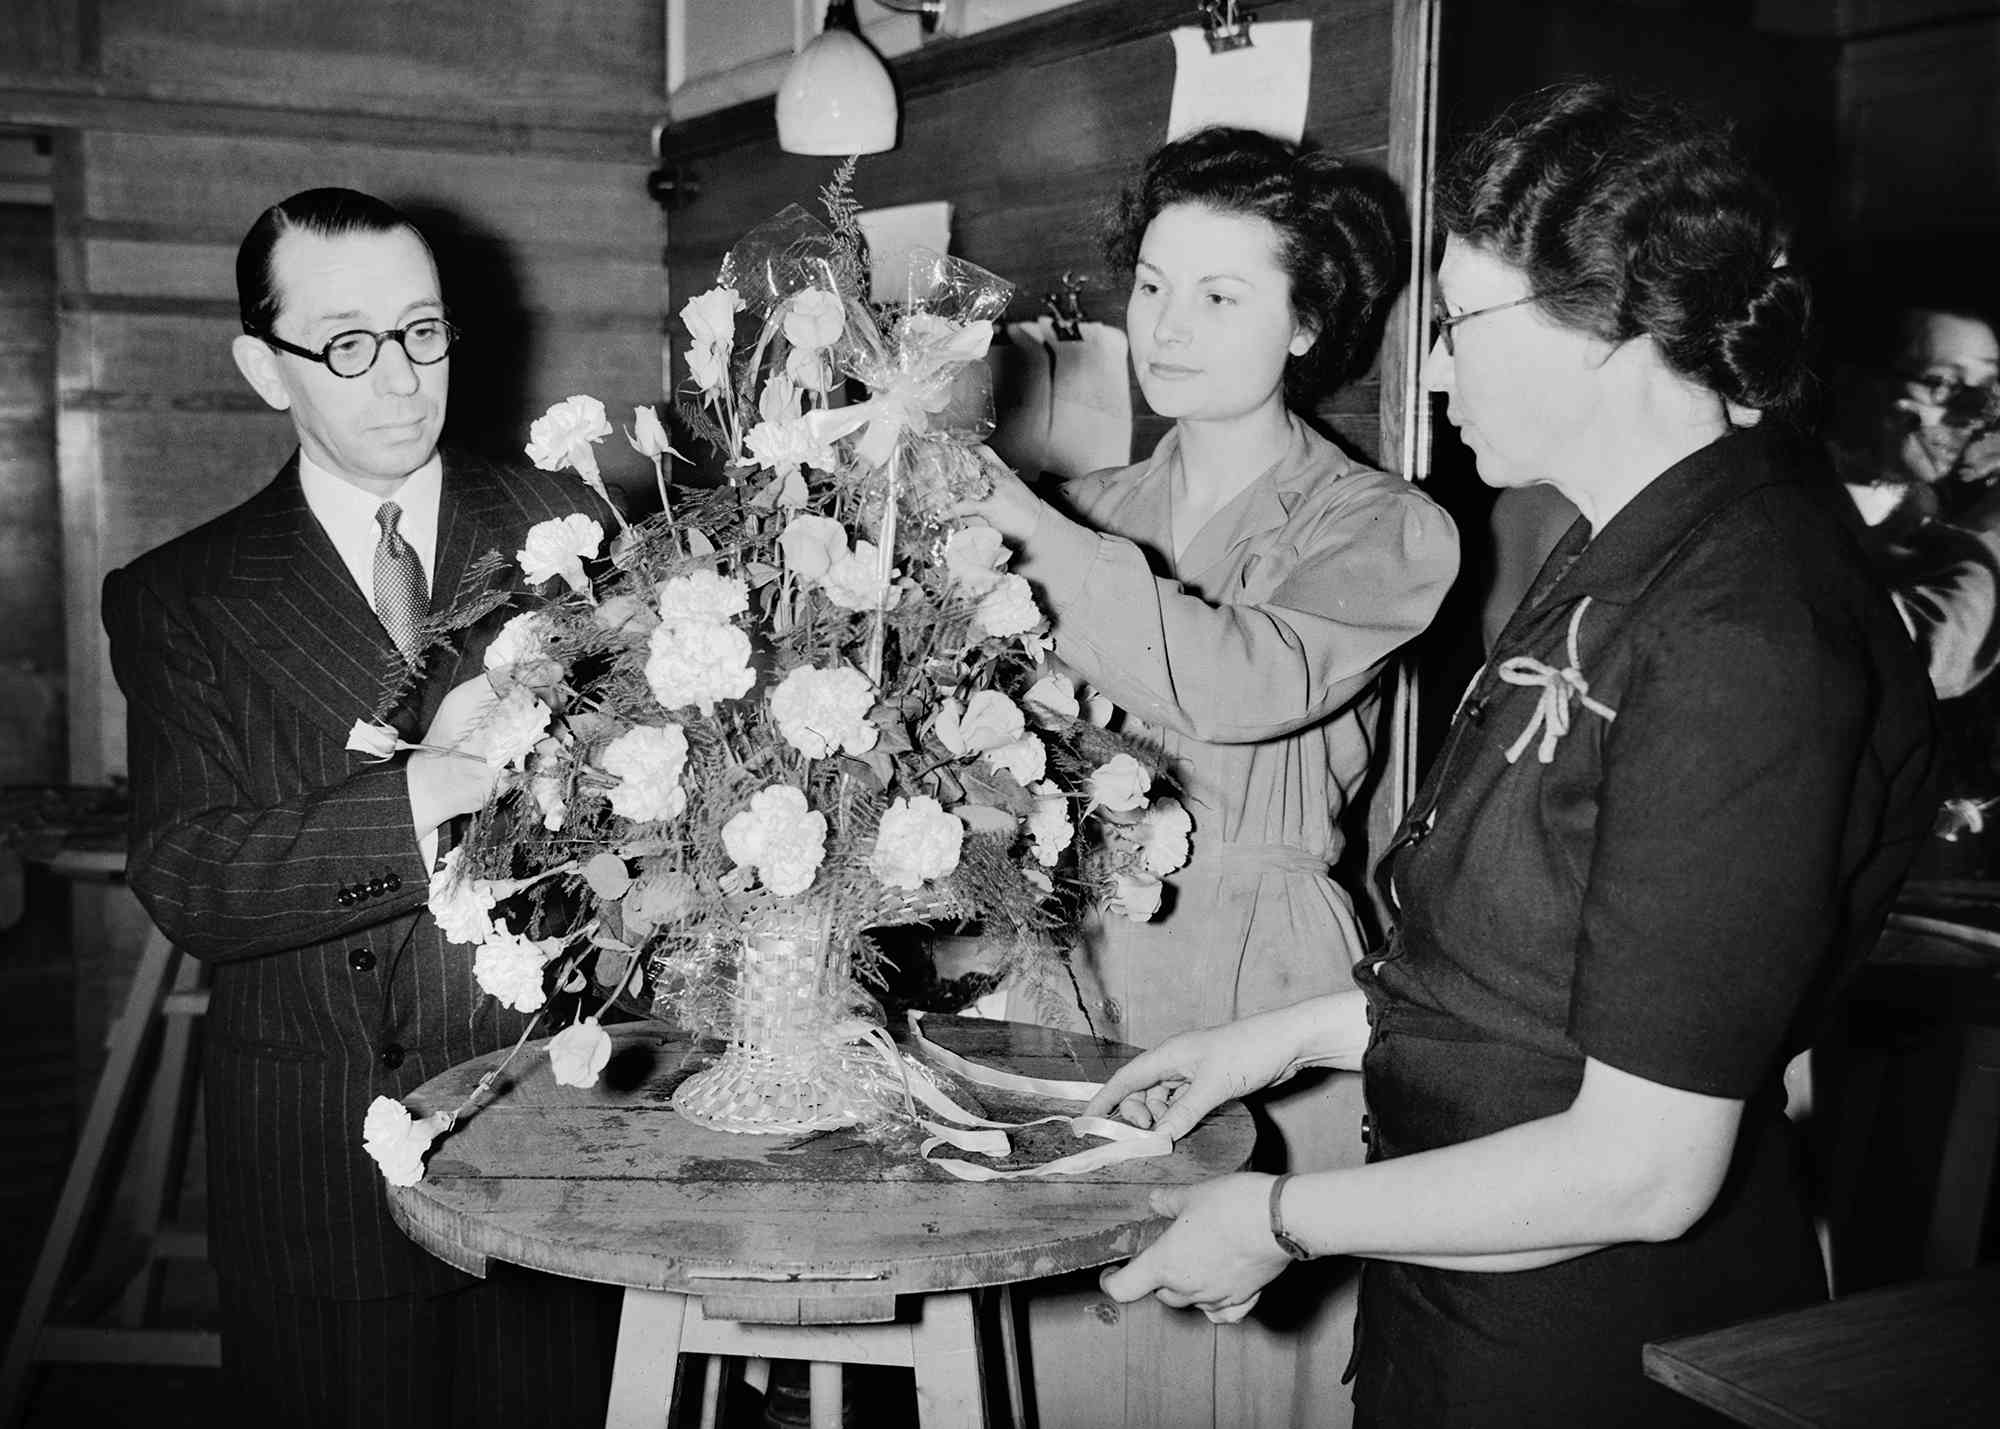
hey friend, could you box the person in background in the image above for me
[1827,302,2000,699]
[1082,83,1934,1427]
[958,125,1459,1426]
[101,188,620,1427]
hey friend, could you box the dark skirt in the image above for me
[1351,1012,1826,1428]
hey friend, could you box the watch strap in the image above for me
[1267,1172,1313,1261]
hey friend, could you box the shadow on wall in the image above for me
[394,201,537,465]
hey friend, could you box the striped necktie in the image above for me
[373,500,429,663]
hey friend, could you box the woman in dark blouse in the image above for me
[1081,82,1936,1427]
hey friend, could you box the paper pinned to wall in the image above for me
[1045,321,1132,481]
[856,201,955,306]
[1165,20,1313,142]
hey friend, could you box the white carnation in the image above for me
[721,784,828,898]
[1108,871,1164,922]
[427,847,497,947]
[473,929,550,1013]
[645,619,755,715]
[1137,797,1193,876]
[1028,785,1074,867]
[654,571,748,625]
[470,687,550,772]
[870,795,964,891]
[516,513,604,596]
[973,573,1041,638]
[600,723,689,822]
[525,395,614,482]
[362,1096,450,1187]
[1090,752,1151,813]
[548,1017,613,1089]
[482,611,546,672]
[771,665,879,760]
[944,525,1008,595]
[983,734,1046,786]
[822,540,899,613]
[744,415,839,478]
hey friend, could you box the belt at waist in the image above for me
[1182,841,1331,877]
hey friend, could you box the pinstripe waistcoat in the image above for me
[103,450,609,1299]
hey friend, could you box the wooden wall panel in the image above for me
[661,0,1405,469]
[92,0,661,128]
[81,131,658,250]
[0,1,91,79]
[0,202,63,783]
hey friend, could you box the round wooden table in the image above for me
[387,1015,1255,1428]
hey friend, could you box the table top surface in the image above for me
[387,1015,1254,1321]
[1643,1269,2000,1429]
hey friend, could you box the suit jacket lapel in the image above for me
[200,457,414,739]
[421,454,528,729]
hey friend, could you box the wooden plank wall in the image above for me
[659,0,1419,473]
[0,0,670,786]
[0,198,63,785]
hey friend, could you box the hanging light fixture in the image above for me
[776,0,898,156]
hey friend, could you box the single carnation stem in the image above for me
[446,1001,551,1123]
[590,953,644,1023]
[652,455,674,527]
[401,740,490,764]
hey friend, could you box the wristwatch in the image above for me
[1267,1172,1313,1261]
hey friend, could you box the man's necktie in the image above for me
[373,501,429,663]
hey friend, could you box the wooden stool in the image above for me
[0,853,216,1424]
[605,1284,1020,1429]
[386,1020,1253,1429]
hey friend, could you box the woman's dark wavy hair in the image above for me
[1105,126,1407,407]
[236,187,430,336]
[1436,81,1811,415]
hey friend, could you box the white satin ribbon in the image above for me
[874,1011,1172,1181]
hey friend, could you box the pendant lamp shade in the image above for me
[777,1,898,155]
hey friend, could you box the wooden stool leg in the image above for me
[606,1289,690,1429]
[1925,1023,2000,1274]
[808,1361,843,1429]
[114,948,205,1325]
[910,1290,988,1429]
[0,925,179,1422]
[989,1286,1027,1429]
[697,1353,726,1429]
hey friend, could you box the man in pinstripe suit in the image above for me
[102,189,619,1426]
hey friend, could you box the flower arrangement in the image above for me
[363,166,1188,1176]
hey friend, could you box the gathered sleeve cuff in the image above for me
[1014,481,1459,744]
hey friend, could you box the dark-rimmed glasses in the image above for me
[1431,292,1551,356]
[251,317,458,379]
[1898,369,1999,411]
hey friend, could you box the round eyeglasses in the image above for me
[252,317,458,379]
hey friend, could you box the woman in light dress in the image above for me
[961,125,1459,1429]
